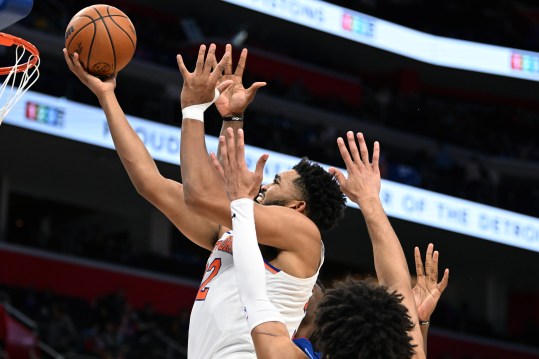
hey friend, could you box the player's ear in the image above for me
[288,200,306,214]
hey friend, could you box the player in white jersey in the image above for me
[188,229,323,358]
[177,44,345,359]
[64,43,346,359]
[214,127,449,359]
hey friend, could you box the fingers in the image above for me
[236,129,246,167]
[210,152,225,179]
[217,80,234,94]
[176,54,189,78]
[218,134,229,170]
[424,243,434,284]
[204,44,217,74]
[246,82,267,101]
[372,141,380,173]
[225,44,233,75]
[439,268,450,294]
[194,44,207,73]
[64,50,84,74]
[347,131,362,164]
[414,246,425,277]
[336,137,355,170]
[225,127,237,170]
[328,167,346,186]
[63,48,74,68]
[213,49,231,81]
[431,249,440,285]
[210,54,219,73]
[255,153,269,179]
[235,48,248,77]
[63,49,78,75]
[357,132,370,167]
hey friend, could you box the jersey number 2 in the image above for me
[196,258,222,301]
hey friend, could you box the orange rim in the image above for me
[0,32,40,75]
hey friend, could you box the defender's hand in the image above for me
[215,44,266,117]
[210,128,268,201]
[329,131,381,206]
[412,243,450,323]
[177,44,232,109]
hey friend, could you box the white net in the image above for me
[0,34,40,124]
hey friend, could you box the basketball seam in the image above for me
[107,7,136,49]
[93,5,117,74]
[87,16,97,72]
[65,15,94,51]
[66,15,127,50]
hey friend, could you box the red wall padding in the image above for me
[0,247,198,315]
[428,330,539,359]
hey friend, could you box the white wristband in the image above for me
[181,88,221,122]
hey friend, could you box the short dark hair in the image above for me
[292,158,346,231]
[314,278,416,359]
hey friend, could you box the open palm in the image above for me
[215,44,266,117]
[412,244,449,322]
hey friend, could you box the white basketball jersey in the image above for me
[188,230,323,359]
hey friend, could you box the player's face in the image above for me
[256,170,302,206]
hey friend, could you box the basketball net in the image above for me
[0,32,40,124]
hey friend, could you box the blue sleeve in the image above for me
[293,338,322,359]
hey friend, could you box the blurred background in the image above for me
[0,0,538,358]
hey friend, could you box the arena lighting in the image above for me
[3,90,539,253]
[223,0,539,82]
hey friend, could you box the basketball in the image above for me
[65,4,137,77]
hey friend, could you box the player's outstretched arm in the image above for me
[63,49,220,250]
[214,44,266,158]
[329,131,425,358]
[213,128,306,359]
[413,243,450,354]
[178,44,320,260]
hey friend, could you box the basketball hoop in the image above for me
[0,32,40,124]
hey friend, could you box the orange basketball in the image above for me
[65,4,137,77]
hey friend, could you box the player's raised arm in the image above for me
[212,128,306,359]
[177,44,332,268]
[329,131,426,358]
[413,243,450,354]
[63,49,220,250]
[214,44,266,158]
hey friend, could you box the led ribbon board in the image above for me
[223,0,539,81]
[4,90,539,252]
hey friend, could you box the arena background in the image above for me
[0,0,538,358]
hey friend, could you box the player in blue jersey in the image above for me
[214,128,449,359]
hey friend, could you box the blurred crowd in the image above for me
[1,286,189,358]
[1,280,538,357]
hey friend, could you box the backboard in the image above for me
[0,0,33,30]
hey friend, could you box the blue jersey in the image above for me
[293,338,321,359]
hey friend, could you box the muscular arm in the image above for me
[359,197,425,357]
[330,132,425,358]
[213,130,307,359]
[178,45,319,259]
[99,93,219,250]
[63,49,219,250]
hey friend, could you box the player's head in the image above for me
[256,158,346,231]
[296,280,325,339]
[315,277,416,359]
